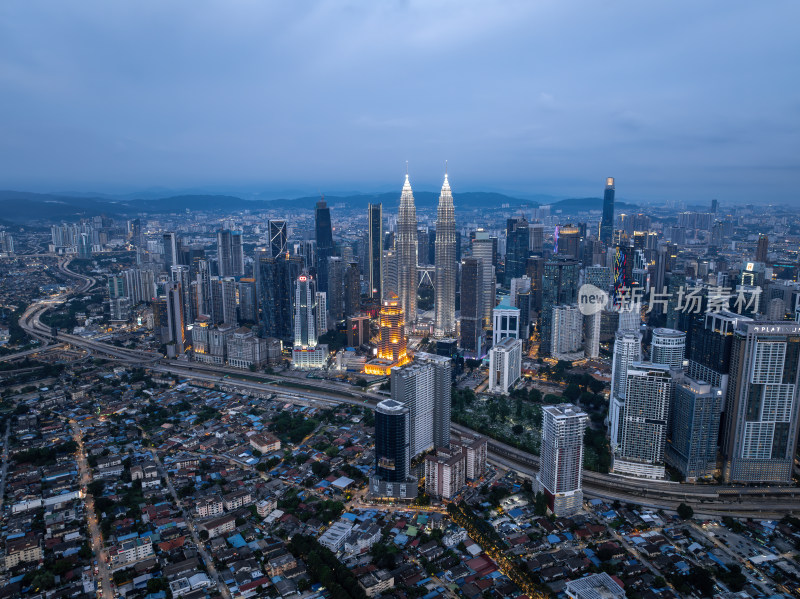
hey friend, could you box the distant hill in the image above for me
[0,189,540,222]
[0,188,639,223]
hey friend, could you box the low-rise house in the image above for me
[199,514,237,539]
[268,553,297,577]
[249,432,281,454]
[257,497,278,518]
[196,495,224,518]
[359,570,394,598]
[223,489,253,511]
[318,519,354,552]
[108,538,154,566]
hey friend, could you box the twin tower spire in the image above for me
[396,166,457,337]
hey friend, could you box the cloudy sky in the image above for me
[0,1,797,203]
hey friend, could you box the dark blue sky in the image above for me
[1,1,798,203]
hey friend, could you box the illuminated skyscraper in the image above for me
[292,272,327,368]
[434,172,456,338]
[599,177,615,246]
[293,273,317,348]
[556,225,581,260]
[368,203,383,299]
[613,245,633,302]
[364,293,411,375]
[397,173,418,329]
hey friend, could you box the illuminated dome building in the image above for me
[364,293,411,375]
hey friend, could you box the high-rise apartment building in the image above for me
[686,310,751,391]
[391,363,434,459]
[722,321,800,483]
[415,352,452,450]
[551,305,583,360]
[390,354,452,461]
[650,328,686,368]
[434,173,457,337]
[488,337,522,395]
[424,447,465,500]
[584,312,601,359]
[452,432,488,480]
[537,404,588,516]
[666,375,723,481]
[609,330,642,450]
[368,203,383,300]
[397,174,418,328]
[293,273,317,349]
[614,362,677,479]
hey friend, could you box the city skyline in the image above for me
[0,2,798,203]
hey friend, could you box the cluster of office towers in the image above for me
[372,352,488,500]
[607,310,800,486]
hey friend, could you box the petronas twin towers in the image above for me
[396,168,457,338]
